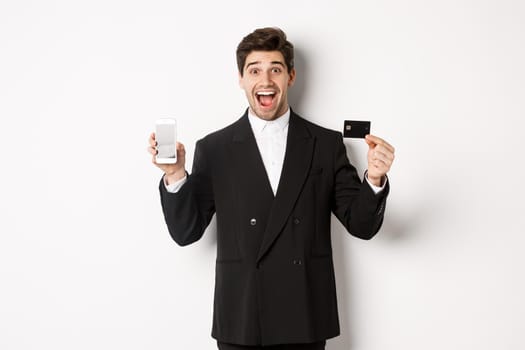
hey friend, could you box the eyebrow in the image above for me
[245,61,285,69]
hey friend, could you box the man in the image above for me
[148,27,395,350]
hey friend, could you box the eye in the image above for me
[272,67,282,74]
[250,68,259,75]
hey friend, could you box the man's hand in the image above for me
[365,134,395,187]
[148,133,187,185]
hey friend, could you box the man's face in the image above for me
[239,50,296,121]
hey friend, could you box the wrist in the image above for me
[164,169,186,185]
[366,171,383,187]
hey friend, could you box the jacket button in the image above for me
[293,259,302,265]
[293,218,300,225]
[250,218,257,226]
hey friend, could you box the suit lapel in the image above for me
[230,111,275,201]
[256,112,315,263]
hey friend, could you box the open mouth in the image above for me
[256,91,276,108]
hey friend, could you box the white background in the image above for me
[1,1,524,349]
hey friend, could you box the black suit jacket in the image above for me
[159,110,389,346]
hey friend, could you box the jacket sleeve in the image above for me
[158,139,216,246]
[331,134,389,240]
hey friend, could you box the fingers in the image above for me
[148,133,159,168]
[366,134,395,167]
[369,149,394,172]
[367,135,395,178]
[371,148,393,165]
[147,132,187,176]
[365,134,395,154]
[369,155,390,170]
[148,146,157,156]
[147,134,157,154]
[368,151,392,173]
[148,132,158,155]
[372,144,395,162]
[149,133,157,147]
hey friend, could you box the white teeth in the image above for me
[256,91,275,96]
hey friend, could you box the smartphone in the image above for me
[343,120,371,138]
[155,118,177,164]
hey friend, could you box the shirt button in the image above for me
[250,218,257,226]
[293,259,302,265]
[293,218,300,225]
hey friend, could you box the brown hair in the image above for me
[236,27,294,76]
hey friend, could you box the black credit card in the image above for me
[343,120,371,138]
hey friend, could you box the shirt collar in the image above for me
[248,108,290,134]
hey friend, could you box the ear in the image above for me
[288,68,296,87]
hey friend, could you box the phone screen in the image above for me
[156,122,177,160]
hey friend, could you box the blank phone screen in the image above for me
[156,123,176,159]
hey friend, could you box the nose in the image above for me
[260,71,272,85]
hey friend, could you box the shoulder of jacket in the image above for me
[292,112,342,139]
[197,115,244,146]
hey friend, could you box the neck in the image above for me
[249,106,290,121]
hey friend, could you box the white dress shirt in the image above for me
[247,109,289,195]
[165,108,386,194]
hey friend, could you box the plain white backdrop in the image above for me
[1,0,524,349]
